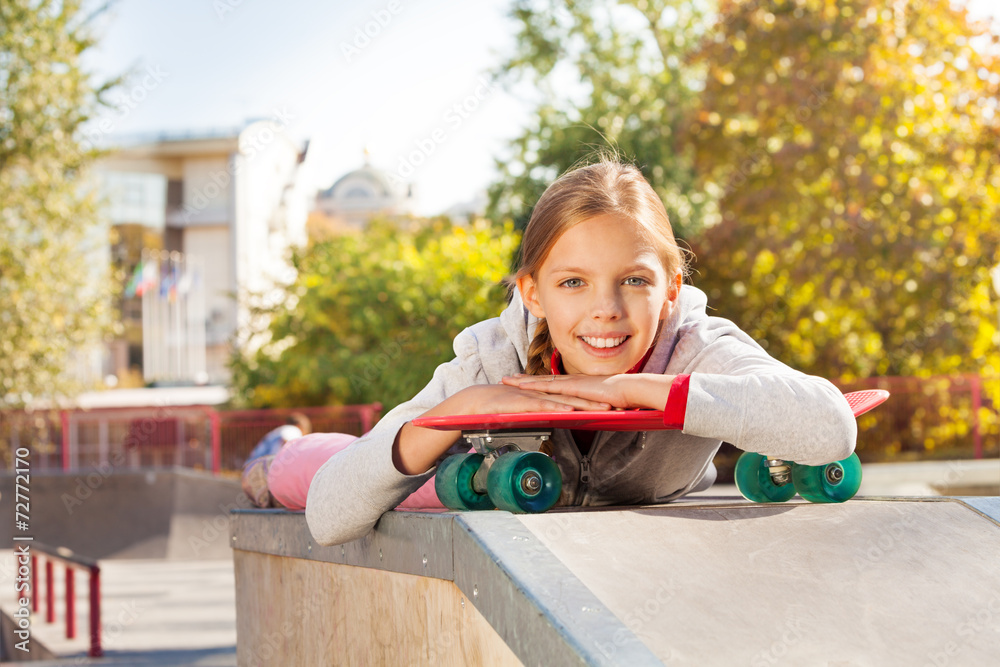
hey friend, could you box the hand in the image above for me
[500,373,676,410]
[433,383,612,417]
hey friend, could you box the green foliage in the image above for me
[230,219,521,411]
[0,0,120,408]
[488,0,712,238]
[688,0,1000,382]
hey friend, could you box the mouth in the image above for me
[580,335,630,350]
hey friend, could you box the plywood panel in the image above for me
[233,550,522,667]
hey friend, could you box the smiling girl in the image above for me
[306,158,856,546]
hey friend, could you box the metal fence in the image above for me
[0,404,382,474]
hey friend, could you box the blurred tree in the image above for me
[689,0,1000,380]
[0,0,121,408]
[488,0,711,238]
[230,218,520,411]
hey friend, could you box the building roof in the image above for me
[318,164,402,201]
[72,385,231,410]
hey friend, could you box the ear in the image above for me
[659,272,682,320]
[516,274,546,319]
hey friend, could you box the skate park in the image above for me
[6,0,1000,664]
[230,492,1000,666]
[2,458,998,666]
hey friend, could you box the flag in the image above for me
[160,265,175,299]
[136,260,157,296]
[125,261,144,298]
[176,267,193,295]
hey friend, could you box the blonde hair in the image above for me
[514,158,686,375]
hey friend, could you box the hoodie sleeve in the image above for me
[305,325,494,547]
[668,311,857,466]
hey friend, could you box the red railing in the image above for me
[30,543,102,657]
[834,375,999,462]
[1,403,382,474]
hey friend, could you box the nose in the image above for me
[590,285,624,320]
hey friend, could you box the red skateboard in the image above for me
[414,389,889,513]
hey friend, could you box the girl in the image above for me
[305,159,856,546]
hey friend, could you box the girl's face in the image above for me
[517,213,681,376]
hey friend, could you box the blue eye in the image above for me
[560,278,584,288]
[624,277,648,286]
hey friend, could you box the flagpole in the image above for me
[173,251,182,380]
[192,255,207,381]
[141,248,151,383]
[153,250,163,382]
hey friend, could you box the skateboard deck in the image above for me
[413,389,889,432]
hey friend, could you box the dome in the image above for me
[314,160,414,229]
[318,165,401,202]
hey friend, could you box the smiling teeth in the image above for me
[582,336,627,349]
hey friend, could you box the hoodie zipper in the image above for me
[579,455,591,486]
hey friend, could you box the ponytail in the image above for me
[525,318,554,375]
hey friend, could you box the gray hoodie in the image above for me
[306,285,856,546]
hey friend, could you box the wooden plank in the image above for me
[234,549,522,666]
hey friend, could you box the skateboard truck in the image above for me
[764,458,792,486]
[770,459,846,487]
[431,429,562,513]
[463,430,551,495]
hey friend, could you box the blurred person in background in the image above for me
[246,413,312,462]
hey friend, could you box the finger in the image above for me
[517,379,580,395]
[526,390,610,411]
[500,375,568,387]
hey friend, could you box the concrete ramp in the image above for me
[230,497,1000,665]
[0,469,244,560]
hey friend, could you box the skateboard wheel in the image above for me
[486,451,562,514]
[734,452,797,503]
[435,453,495,511]
[791,453,862,503]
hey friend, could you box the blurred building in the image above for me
[95,120,309,387]
[311,152,415,234]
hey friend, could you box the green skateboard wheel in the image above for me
[792,453,862,503]
[435,453,495,511]
[486,451,562,514]
[734,452,797,503]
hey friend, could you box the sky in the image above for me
[83,0,998,216]
[83,0,531,215]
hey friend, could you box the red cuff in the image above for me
[663,374,691,429]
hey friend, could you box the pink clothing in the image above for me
[267,432,443,511]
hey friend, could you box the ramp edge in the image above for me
[229,509,454,580]
[855,495,1000,527]
[454,513,664,667]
